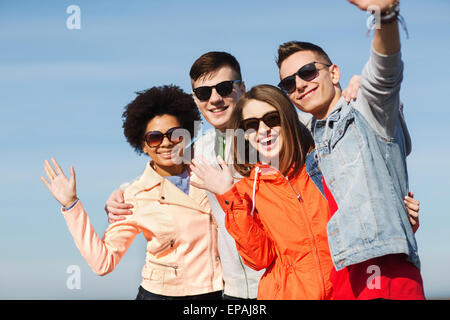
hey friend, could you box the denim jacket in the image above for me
[312,49,420,271]
[306,150,325,198]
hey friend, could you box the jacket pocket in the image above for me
[142,260,182,292]
[330,114,355,148]
[331,119,366,168]
[147,258,179,271]
[151,239,176,256]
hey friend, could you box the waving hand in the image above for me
[41,158,78,208]
[189,155,234,195]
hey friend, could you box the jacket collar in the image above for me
[248,159,310,183]
[314,96,348,126]
[132,162,210,214]
[248,163,299,183]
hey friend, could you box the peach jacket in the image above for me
[62,162,223,296]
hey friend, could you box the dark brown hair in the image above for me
[229,84,314,179]
[189,51,242,83]
[276,41,332,68]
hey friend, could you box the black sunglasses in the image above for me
[241,111,281,132]
[144,127,184,148]
[193,80,241,101]
[278,61,332,94]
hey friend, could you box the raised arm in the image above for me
[42,158,139,276]
[349,0,405,138]
[63,201,140,276]
[349,0,401,54]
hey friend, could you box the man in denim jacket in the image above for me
[276,0,424,299]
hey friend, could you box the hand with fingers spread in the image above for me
[104,189,134,224]
[41,158,78,208]
[404,191,420,233]
[342,75,361,103]
[189,155,234,195]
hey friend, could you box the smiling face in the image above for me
[279,50,341,120]
[242,99,283,163]
[142,114,185,176]
[192,66,245,131]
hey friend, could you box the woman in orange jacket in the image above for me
[41,85,223,300]
[190,84,420,300]
[190,84,333,299]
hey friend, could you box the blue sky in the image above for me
[1,0,449,299]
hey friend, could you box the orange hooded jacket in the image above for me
[216,164,334,300]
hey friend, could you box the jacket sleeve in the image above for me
[62,200,140,276]
[355,48,404,139]
[216,185,276,271]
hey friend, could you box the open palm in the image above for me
[41,158,78,208]
[189,155,234,195]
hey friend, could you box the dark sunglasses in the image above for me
[144,127,184,148]
[278,61,332,94]
[193,80,241,101]
[241,111,281,132]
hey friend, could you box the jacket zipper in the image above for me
[147,240,177,270]
[209,213,216,289]
[152,239,175,255]
[147,259,178,270]
[284,177,326,299]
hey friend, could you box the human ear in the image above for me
[142,142,149,155]
[191,90,200,104]
[330,64,341,85]
[240,81,246,94]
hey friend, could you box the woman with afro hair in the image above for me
[41,85,224,300]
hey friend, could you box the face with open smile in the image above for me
[142,114,185,176]
[279,50,340,120]
[192,66,245,131]
[242,99,283,163]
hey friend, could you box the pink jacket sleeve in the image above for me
[216,185,276,271]
[62,200,140,276]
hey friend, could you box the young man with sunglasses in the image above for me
[276,0,425,299]
[188,52,266,300]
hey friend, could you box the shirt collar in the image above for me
[131,162,210,214]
